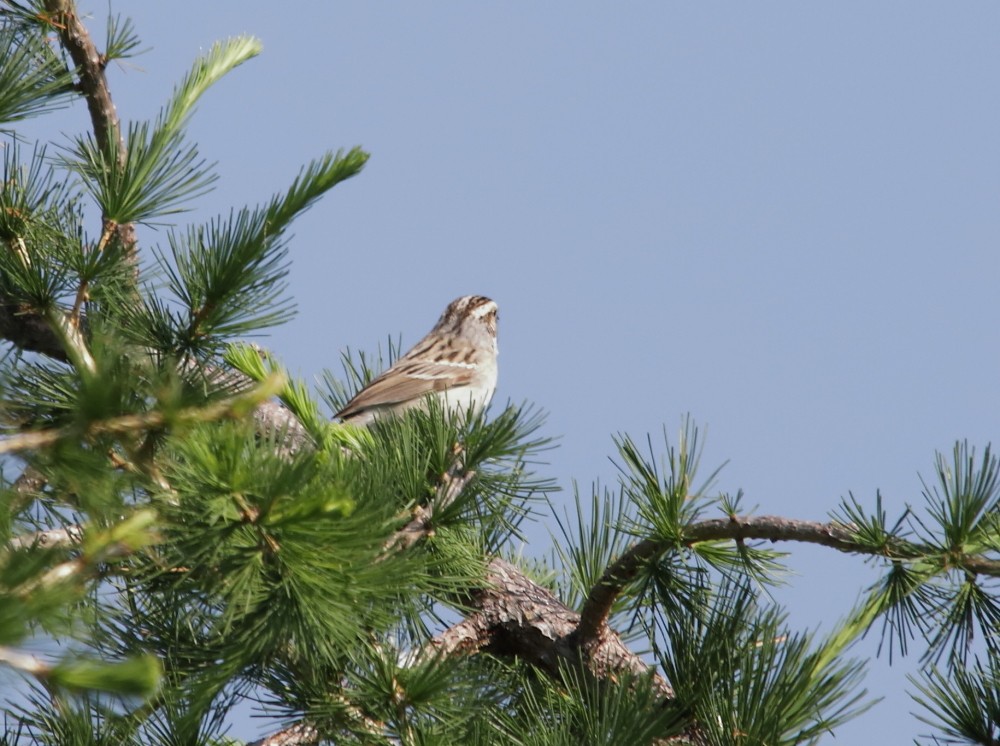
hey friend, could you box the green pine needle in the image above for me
[0,21,74,125]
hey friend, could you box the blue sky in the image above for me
[22,2,1000,743]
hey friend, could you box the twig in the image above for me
[0,646,50,678]
[0,372,286,456]
[46,306,96,374]
[6,524,84,552]
[384,468,476,554]
[247,723,319,746]
[245,687,390,746]
[9,236,31,268]
[42,0,121,157]
[7,466,49,514]
[29,555,87,590]
[68,224,114,327]
[41,0,137,260]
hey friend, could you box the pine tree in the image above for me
[1,3,999,744]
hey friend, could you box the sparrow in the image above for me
[336,295,498,426]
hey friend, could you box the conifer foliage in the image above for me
[1,3,999,744]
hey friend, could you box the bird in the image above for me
[336,295,498,427]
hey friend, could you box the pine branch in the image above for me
[576,513,1000,646]
[247,555,683,746]
[494,558,672,688]
[439,557,675,698]
[0,305,310,457]
[578,516,864,643]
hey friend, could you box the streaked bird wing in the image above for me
[336,359,475,420]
